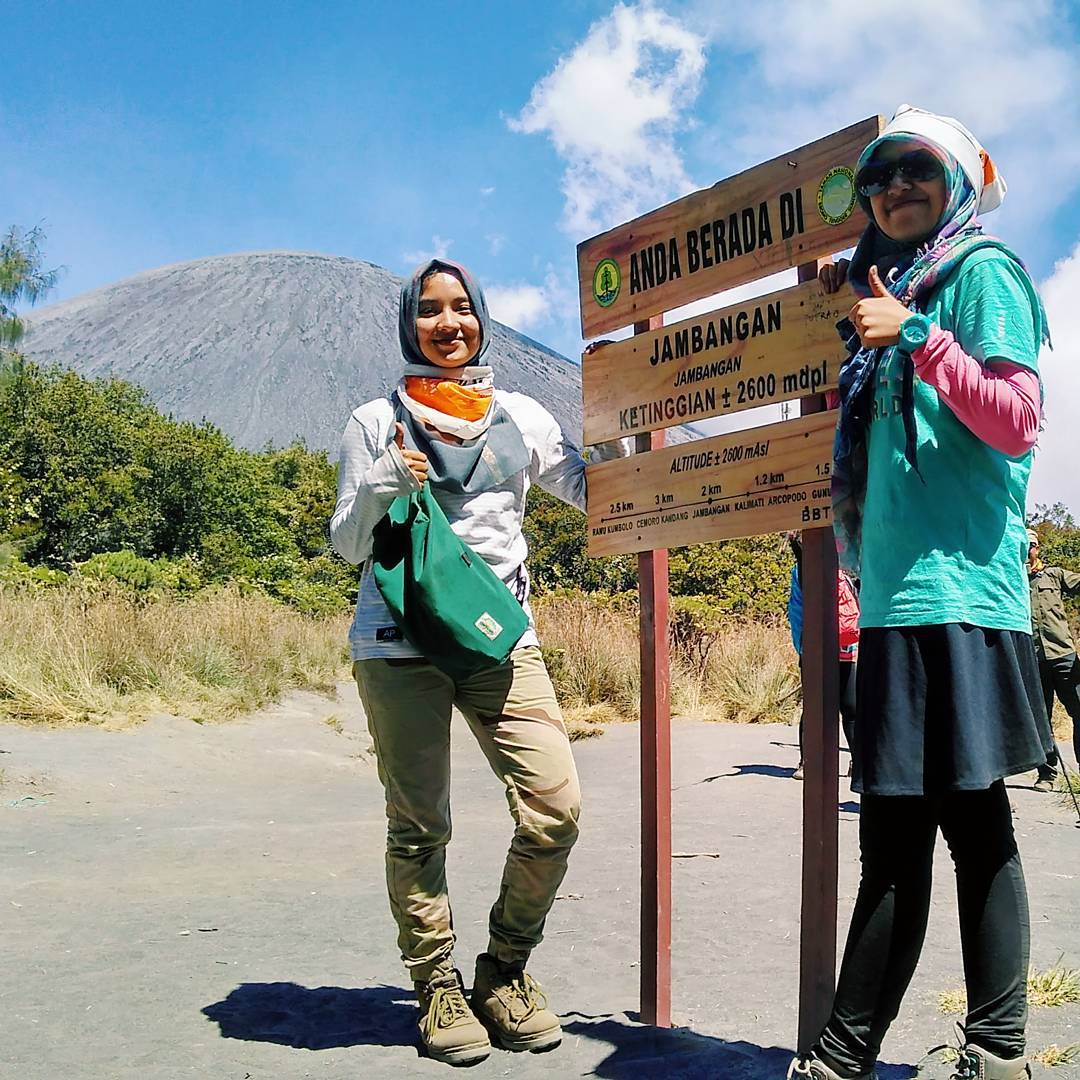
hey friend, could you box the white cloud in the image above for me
[685,0,1080,234]
[401,234,453,267]
[486,282,549,331]
[487,267,578,339]
[480,186,496,197]
[1030,239,1080,518]
[486,233,506,256]
[509,2,706,236]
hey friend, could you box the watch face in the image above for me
[902,317,929,348]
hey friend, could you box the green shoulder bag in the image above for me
[370,484,530,679]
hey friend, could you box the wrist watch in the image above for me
[898,312,932,354]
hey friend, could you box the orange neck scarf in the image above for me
[404,376,493,422]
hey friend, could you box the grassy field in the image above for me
[0,585,804,731]
[7,582,1071,747]
[0,584,350,726]
[534,592,800,736]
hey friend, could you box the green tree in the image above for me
[523,487,637,594]
[0,225,60,353]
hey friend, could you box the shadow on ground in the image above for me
[679,765,863,815]
[202,982,420,1054]
[200,988,918,1077]
[561,1015,917,1079]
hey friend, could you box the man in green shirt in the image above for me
[1029,528,1080,791]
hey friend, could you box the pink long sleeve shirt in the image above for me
[910,325,1040,457]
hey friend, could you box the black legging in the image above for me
[799,660,857,761]
[817,781,1029,1074]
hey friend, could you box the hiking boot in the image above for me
[951,1024,1031,1079]
[470,952,562,1053]
[786,1051,876,1079]
[416,969,491,1066]
[1033,773,1055,793]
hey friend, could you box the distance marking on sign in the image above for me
[586,412,837,557]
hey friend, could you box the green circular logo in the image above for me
[817,166,857,226]
[592,258,621,308]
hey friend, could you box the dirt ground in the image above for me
[2,685,1078,1079]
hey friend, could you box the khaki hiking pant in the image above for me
[353,646,581,984]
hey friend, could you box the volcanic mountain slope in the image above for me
[22,251,589,453]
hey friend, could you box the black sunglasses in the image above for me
[856,149,943,197]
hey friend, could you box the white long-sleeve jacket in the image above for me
[330,391,629,661]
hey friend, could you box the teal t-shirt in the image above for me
[859,248,1044,631]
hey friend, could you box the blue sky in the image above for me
[6,0,1080,511]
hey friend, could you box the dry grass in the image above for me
[534,594,799,726]
[693,619,801,724]
[1035,1044,1080,1069]
[1056,767,1080,807]
[939,961,1080,1015]
[0,584,350,726]
[937,989,968,1016]
[534,595,642,720]
[1,584,800,732]
[564,703,626,742]
[1051,699,1074,744]
[1028,962,1080,1008]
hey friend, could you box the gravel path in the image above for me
[2,686,1077,1079]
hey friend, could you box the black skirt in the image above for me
[853,624,1054,796]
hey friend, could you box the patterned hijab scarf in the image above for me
[393,259,529,495]
[831,134,1049,575]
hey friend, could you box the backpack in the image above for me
[370,484,530,680]
[838,573,861,659]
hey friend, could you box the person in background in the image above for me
[789,105,1052,1080]
[1027,527,1080,791]
[330,259,627,1066]
[786,531,860,780]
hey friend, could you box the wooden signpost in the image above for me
[578,116,882,1044]
[582,280,853,444]
[577,117,879,339]
[587,411,835,556]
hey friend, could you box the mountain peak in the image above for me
[23,251,583,452]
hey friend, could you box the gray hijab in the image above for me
[394,259,529,496]
[398,258,492,369]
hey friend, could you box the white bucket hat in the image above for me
[877,104,1008,214]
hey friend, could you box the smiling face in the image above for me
[867,142,948,244]
[415,271,482,368]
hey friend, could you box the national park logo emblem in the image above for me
[817,166,856,226]
[592,258,621,308]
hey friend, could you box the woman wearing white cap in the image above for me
[789,106,1053,1080]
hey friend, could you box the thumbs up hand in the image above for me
[393,421,429,487]
[848,264,912,348]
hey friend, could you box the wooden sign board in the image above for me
[586,411,836,557]
[582,280,853,443]
[577,115,881,338]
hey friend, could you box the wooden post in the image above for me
[635,313,672,1029]
[796,259,841,1051]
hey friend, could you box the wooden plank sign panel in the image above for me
[582,280,853,443]
[587,411,836,556]
[577,116,881,338]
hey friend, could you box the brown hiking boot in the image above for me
[416,969,491,1066]
[950,1024,1031,1079]
[470,952,562,1053]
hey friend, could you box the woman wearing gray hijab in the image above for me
[330,259,626,1066]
